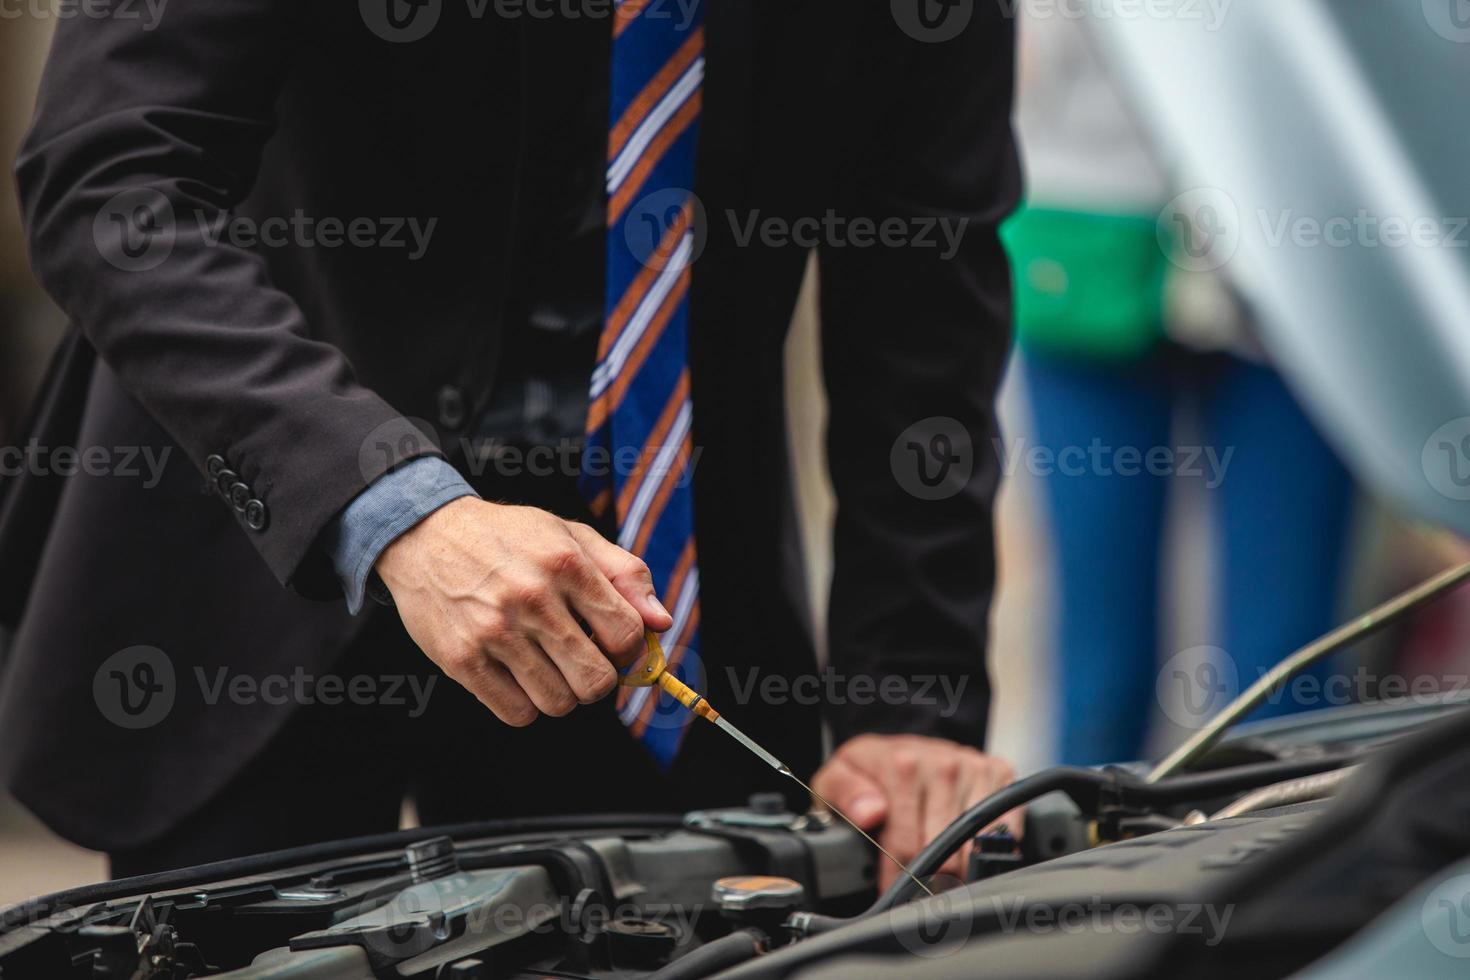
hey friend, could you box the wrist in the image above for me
[376,496,473,590]
[324,455,476,613]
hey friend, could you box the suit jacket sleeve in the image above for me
[13,1,440,591]
[818,3,1020,750]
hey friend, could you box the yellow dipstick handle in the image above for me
[620,631,720,722]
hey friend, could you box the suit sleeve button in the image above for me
[206,454,227,478]
[229,483,251,512]
[215,469,239,496]
[244,499,269,532]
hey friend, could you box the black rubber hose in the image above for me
[869,752,1359,913]
[870,768,1109,913]
[1127,752,1356,804]
[646,928,769,980]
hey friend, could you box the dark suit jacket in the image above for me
[0,0,1018,851]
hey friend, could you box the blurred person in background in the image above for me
[1006,9,1355,766]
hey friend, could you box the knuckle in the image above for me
[472,612,510,646]
[892,749,920,781]
[610,612,644,654]
[443,645,484,679]
[612,563,654,593]
[545,545,585,580]
[934,755,962,783]
[510,580,553,616]
[580,661,618,702]
[544,624,585,653]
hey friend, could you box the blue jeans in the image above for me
[1022,350,1353,765]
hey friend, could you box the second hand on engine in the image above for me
[622,632,934,898]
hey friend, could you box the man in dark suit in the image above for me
[0,0,1020,886]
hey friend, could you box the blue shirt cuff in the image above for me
[323,456,477,614]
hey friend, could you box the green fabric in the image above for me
[1001,206,1170,361]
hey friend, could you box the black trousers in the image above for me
[109,465,789,878]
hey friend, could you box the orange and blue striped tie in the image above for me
[584,0,704,767]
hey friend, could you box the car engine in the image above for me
[3,698,1468,980]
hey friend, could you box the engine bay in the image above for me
[3,697,1468,980]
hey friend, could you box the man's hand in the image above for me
[811,733,1021,891]
[376,498,673,726]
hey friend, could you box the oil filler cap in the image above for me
[712,876,807,916]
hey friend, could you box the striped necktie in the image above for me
[583,0,705,768]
